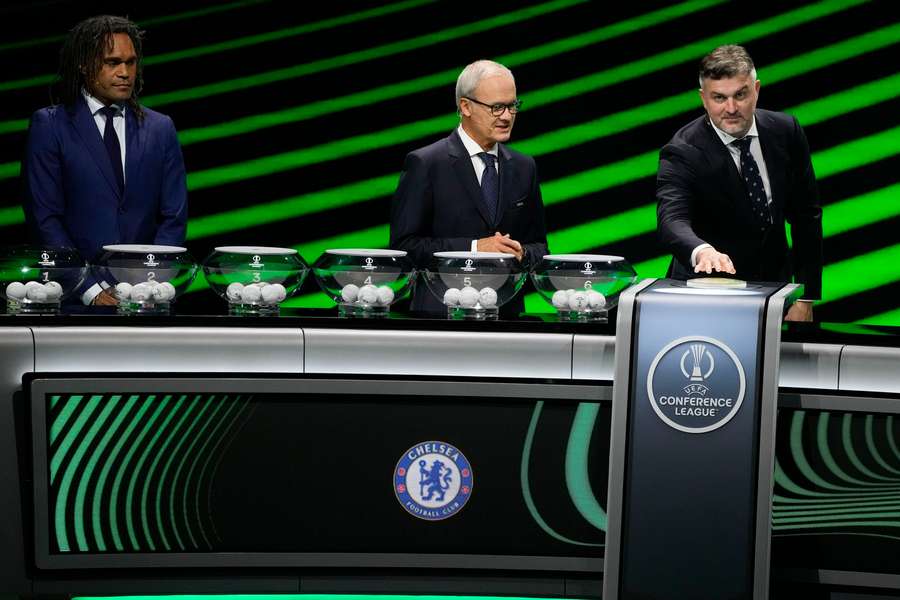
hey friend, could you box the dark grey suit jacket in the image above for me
[656,109,822,299]
[389,130,549,313]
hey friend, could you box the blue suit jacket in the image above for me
[22,97,188,266]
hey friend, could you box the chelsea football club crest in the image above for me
[394,441,474,521]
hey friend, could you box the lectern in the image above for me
[604,278,801,600]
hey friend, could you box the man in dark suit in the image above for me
[22,15,187,306]
[657,45,822,321]
[389,60,548,313]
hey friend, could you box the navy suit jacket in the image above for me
[22,97,188,269]
[389,130,549,313]
[656,109,822,299]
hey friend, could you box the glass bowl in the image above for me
[0,246,87,314]
[423,251,526,319]
[312,249,414,317]
[202,246,308,316]
[531,254,637,321]
[93,244,198,315]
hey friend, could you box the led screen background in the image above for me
[0,0,898,323]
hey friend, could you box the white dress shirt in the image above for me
[80,90,127,305]
[457,125,500,250]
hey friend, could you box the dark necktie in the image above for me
[100,105,124,194]
[734,137,771,231]
[478,152,498,225]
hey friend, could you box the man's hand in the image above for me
[91,287,118,306]
[694,247,736,274]
[785,301,813,322]
[477,232,524,261]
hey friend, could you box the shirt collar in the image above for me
[82,89,125,117]
[710,114,758,146]
[457,124,498,158]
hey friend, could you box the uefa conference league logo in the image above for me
[394,441,473,521]
[647,335,746,434]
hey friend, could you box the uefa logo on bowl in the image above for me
[394,441,474,521]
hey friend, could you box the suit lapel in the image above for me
[448,131,493,227]
[124,108,146,199]
[69,97,121,199]
[496,144,515,226]
[755,112,786,223]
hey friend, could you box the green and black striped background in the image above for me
[1,0,898,322]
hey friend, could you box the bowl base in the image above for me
[7,300,61,315]
[229,303,280,316]
[339,303,389,318]
[448,306,499,320]
[556,308,608,323]
[118,300,171,316]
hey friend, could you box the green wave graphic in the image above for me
[776,498,900,511]
[184,396,241,549]
[171,396,227,549]
[72,396,122,551]
[86,395,130,551]
[50,394,88,484]
[206,398,258,544]
[520,401,603,547]
[564,403,607,532]
[842,414,897,482]
[196,397,253,547]
[125,395,176,551]
[865,415,900,475]
[163,395,210,550]
[53,395,102,552]
[90,395,142,552]
[143,395,193,551]
[774,411,900,534]
[110,396,166,551]
[887,416,900,463]
[817,413,894,488]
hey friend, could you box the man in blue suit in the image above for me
[22,15,187,305]
[390,60,548,314]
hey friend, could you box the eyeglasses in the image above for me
[464,96,522,116]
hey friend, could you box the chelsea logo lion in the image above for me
[394,441,474,521]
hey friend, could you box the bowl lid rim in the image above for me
[542,253,626,262]
[433,251,511,259]
[325,248,407,257]
[103,244,188,253]
[214,246,298,255]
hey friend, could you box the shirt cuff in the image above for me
[690,243,712,267]
[81,281,109,305]
[470,239,478,252]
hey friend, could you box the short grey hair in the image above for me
[455,59,515,107]
[698,44,757,87]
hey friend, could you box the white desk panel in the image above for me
[304,328,573,379]
[32,327,303,373]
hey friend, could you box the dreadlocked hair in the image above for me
[52,15,145,121]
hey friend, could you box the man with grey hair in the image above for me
[390,59,549,314]
[656,44,822,321]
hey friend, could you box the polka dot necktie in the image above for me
[734,137,771,232]
[478,152,499,225]
[100,105,124,194]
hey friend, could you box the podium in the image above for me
[603,278,801,600]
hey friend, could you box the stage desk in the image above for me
[0,312,898,598]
